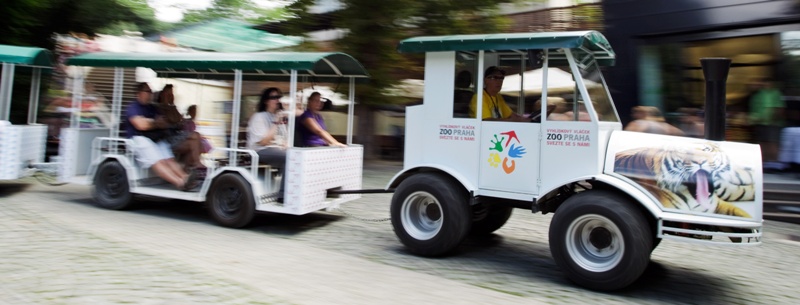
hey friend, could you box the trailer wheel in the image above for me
[92,161,133,210]
[207,173,255,228]
[391,173,471,257]
[470,205,513,236]
[549,190,652,291]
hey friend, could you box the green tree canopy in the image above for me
[0,0,163,49]
[285,0,518,105]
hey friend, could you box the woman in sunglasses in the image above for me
[247,87,288,200]
[468,66,528,122]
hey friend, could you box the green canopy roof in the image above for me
[397,31,614,65]
[65,51,369,81]
[158,19,302,52]
[0,44,54,67]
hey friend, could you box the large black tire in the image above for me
[92,161,133,210]
[207,173,256,228]
[470,204,513,236]
[390,173,471,257]
[548,190,653,291]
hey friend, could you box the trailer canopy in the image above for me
[0,45,54,67]
[66,51,370,82]
[0,45,54,121]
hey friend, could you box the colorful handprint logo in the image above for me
[487,130,526,174]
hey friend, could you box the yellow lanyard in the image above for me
[487,91,500,118]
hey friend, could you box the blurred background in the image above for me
[2,0,800,165]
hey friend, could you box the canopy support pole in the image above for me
[69,71,85,129]
[27,68,42,124]
[111,68,124,151]
[288,70,298,148]
[518,56,525,115]
[230,69,243,165]
[347,77,355,145]
[0,63,14,121]
[476,51,485,120]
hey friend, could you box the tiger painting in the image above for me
[614,142,755,218]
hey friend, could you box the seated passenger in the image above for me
[125,83,198,191]
[155,84,204,174]
[468,66,528,122]
[184,105,213,154]
[247,87,288,201]
[297,92,347,147]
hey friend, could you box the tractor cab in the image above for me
[393,31,620,201]
[388,31,763,291]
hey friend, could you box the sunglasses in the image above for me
[486,76,505,80]
[268,95,283,99]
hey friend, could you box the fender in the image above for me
[537,173,665,218]
[204,166,263,201]
[386,163,477,193]
[88,154,138,188]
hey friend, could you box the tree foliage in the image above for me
[286,0,517,105]
[281,0,524,157]
[1,0,163,123]
[0,0,162,48]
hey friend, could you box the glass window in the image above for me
[580,61,620,122]
[539,49,618,122]
[453,51,476,118]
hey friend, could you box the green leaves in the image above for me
[307,0,516,105]
[1,0,164,48]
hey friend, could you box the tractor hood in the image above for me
[603,131,763,221]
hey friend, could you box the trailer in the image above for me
[59,51,369,227]
[388,31,763,291]
[0,45,52,180]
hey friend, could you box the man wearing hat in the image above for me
[469,66,529,122]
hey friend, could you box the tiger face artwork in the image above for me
[614,142,755,218]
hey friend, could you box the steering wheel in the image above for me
[530,112,543,123]
[530,104,556,123]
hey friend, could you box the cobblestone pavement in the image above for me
[2,160,800,304]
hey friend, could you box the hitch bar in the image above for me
[327,188,395,195]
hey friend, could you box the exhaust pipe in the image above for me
[700,58,731,141]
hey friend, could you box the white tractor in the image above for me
[388,31,763,291]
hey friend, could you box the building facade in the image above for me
[603,0,800,135]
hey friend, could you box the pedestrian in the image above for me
[624,106,684,136]
[748,77,786,171]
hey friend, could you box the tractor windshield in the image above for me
[574,60,619,123]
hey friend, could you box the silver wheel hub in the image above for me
[565,214,624,272]
[401,191,443,240]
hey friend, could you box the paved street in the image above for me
[2,160,800,304]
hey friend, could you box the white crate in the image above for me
[284,146,363,215]
[58,128,110,182]
[0,124,47,180]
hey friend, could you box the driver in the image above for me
[468,66,528,122]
